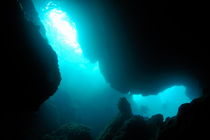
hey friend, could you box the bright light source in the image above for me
[46,8,81,55]
[38,2,101,72]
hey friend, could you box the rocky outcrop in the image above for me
[158,95,210,140]
[98,97,133,140]
[98,95,210,140]
[113,114,163,140]
[98,98,164,140]
[118,97,133,119]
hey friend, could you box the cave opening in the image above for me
[31,0,197,137]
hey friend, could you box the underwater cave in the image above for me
[3,0,209,140]
[31,0,199,136]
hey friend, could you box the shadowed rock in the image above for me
[98,98,164,140]
[158,95,210,140]
[98,97,133,140]
[42,123,93,140]
[75,0,208,98]
[2,0,61,111]
[118,97,133,119]
[2,1,61,140]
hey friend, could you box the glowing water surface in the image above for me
[33,1,192,121]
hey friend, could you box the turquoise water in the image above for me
[32,0,192,123]
[132,86,190,118]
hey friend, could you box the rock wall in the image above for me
[2,0,61,111]
[98,96,210,140]
[2,1,61,140]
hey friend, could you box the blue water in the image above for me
[132,86,190,118]
[32,0,193,134]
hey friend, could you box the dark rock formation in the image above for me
[111,114,164,140]
[99,95,210,140]
[158,95,210,140]
[118,97,133,119]
[42,123,93,140]
[2,0,61,111]
[75,0,208,97]
[98,97,133,140]
[98,98,164,140]
[2,1,60,140]
[98,94,210,140]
